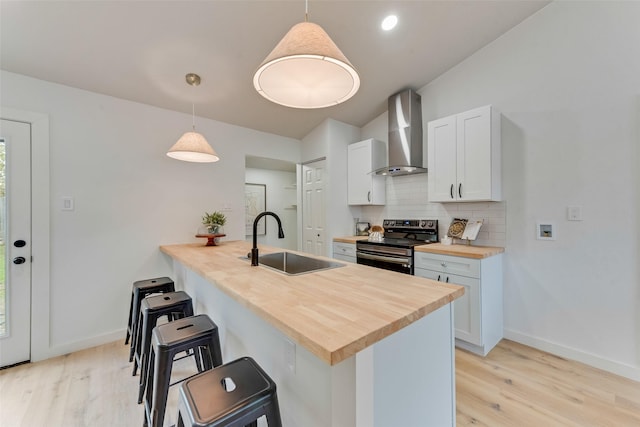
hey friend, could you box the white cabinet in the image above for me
[427,105,501,202]
[348,138,386,205]
[332,242,356,263]
[415,251,503,356]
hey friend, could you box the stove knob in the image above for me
[420,220,426,228]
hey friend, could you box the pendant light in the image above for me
[253,0,360,109]
[167,73,220,163]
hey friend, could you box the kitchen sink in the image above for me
[256,252,345,275]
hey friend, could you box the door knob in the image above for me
[13,256,26,265]
[14,240,26,248]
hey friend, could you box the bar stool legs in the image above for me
[133,291,195,404]
[126,277,175,362]
[144,314,223,427]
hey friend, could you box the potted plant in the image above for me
[201,211,226,234]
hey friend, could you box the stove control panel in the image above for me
[383,219,437,230]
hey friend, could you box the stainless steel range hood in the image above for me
[375,89,427,176]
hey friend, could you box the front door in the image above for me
[0,119,32,367]
[301,160,326,256]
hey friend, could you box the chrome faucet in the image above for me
[251,211,285,266]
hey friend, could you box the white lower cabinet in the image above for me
[415,251,503,356]
[332,242,356,263]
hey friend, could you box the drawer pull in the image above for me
[441,262,447,268]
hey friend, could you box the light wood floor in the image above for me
[1,339,639,426]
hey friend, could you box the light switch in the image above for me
[567,206,582,221]
[62,197,74,211]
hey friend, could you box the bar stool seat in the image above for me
[176,357,282,427]
[144,314,223,427]
[134,291,195,404]
[126,277,175,362]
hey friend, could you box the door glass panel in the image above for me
[0,138,6,336]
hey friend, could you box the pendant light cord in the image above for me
[305,0,308,22]
[192,103,195,131]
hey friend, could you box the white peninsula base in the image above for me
[172,261,456,427]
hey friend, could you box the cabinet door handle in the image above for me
[458,183,462,198]
[445,276,449,283]
[367,191,371,202]
[437,275,441,281]
[450,184,454,199]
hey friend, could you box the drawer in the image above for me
[333,242,356,258]
[333,254,356,264]
[414,252,480,278]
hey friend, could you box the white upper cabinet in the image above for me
[348,138,386,205]
[427,105,501,202]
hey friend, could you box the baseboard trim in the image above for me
[34,329,126,362]
[504,329,640,382]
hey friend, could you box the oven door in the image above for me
[356,244,413,274]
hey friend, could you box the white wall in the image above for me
[1,71,301,359]
[369,2,640,379]
[244,168,297,250]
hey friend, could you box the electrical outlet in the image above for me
[284,338,296,373]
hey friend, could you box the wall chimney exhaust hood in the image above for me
[375,89,427,176]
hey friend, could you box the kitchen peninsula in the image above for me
[160,241,464,427]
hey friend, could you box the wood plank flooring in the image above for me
[456,341,640,426]
[1,339,639,426]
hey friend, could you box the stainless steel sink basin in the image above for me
[257,252,344,275]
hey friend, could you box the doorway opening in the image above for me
[244,156,298,251]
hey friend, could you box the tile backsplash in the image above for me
[359,174,506,248]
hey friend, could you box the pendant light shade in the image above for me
[167,131,219,163]
[167,73,220,163]
[253,21,360,109]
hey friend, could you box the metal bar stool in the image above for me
[133,291,195,403]
[144,314,223,427]
[126,277,175,362]
[175,356,282,427]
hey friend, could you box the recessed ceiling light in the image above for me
[381,15,398,31]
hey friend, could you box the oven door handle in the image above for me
[357,252,411,265]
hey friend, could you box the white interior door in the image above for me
[301,160,326,256]
[0,119,32,367]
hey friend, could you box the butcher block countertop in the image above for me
[333,236,504,259]
[333,236,369,244]
[160,241,463,365]
[415,243,505,259]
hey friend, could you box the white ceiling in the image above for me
[1,1,549,140]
